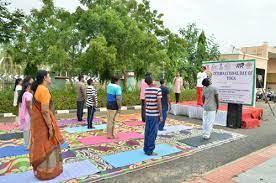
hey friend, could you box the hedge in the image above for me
[0,87,196,114]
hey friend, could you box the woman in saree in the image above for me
[30,70,64,180]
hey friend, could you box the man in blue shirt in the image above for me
[106,76,122,139]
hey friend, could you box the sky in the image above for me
[8,0,276,53]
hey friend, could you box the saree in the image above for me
[29,85,64,180]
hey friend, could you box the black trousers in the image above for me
[175,93,180,103]
[141,100,146,122]
[77,101,84,121]
[87,106,96,128]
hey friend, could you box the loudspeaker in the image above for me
[227,103,242,128]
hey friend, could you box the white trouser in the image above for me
[202,110,216,138]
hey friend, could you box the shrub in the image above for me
[170,89,197,102]
[0,89,18,114]
[0,87,196,113]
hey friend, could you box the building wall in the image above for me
[240,43,269,58]
[267,58,276,73]
[267,59,276,89]
[220,54,240,60]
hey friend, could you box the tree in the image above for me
[164,33,188,82]
[8,0,220,88]
[77,0,167,82]
[0,1,24,43]
[196,31,208,67]
[179,23,220,88]
[80,35,117,82]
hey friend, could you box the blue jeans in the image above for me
[144,115,159,155]
[159,105,168,130]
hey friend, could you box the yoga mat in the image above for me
[58,118,101,127]
[123,121,144,126]
[61,150,76,159]
[64,124,106,133]
[116,132,144,139]
[60,142,70,149]
[0,132,23,141]
[0,124,19,131]
[158,125,192,135]
[0,143,69,158]
[0,146,28,158]
[178,132,233,147]
[101,144,181,168]
[0,160,99,183]
[78,132,144,145]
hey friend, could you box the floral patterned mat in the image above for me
[0,113,245,182]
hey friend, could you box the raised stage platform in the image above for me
[170,101,263,128]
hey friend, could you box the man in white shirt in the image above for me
[196,66,207,106]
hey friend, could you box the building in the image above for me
[220,43,276,90]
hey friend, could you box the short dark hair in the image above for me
[111,76,119,84]
[160,79,165,85]
[202,78,210,87]
[145,75,153,85]
[78,75,84,81]
[202,66,207,70]
[87,79,93,85]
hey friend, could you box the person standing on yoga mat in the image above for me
[144,75,162,156]
[30,70,64,180]
[197,66,208,106]
[106,76,122,139]
[76,75,86,121]
[173,72,183,103]
[18,82,33,149]
[86,79,98,129]
[139,73,151,122]
[202,78,219,140]
[13,78,23,107]
[159,79,171,131]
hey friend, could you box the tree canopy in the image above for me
[5,0,220,87]
[0,0,24,43]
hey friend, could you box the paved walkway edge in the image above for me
[188,144,276,183]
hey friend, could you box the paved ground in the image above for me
[98,102,276,183]
[190,144,276,183]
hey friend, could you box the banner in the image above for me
[203,60,256,106]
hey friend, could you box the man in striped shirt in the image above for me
[86,79,98,129]
[144,75,162,156]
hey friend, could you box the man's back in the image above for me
[203,86,218,111]
[107,83,122,110]
[160,85,169,107]
[145,86,162,117]
[76,82,85,101]
[86,85,97,107]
